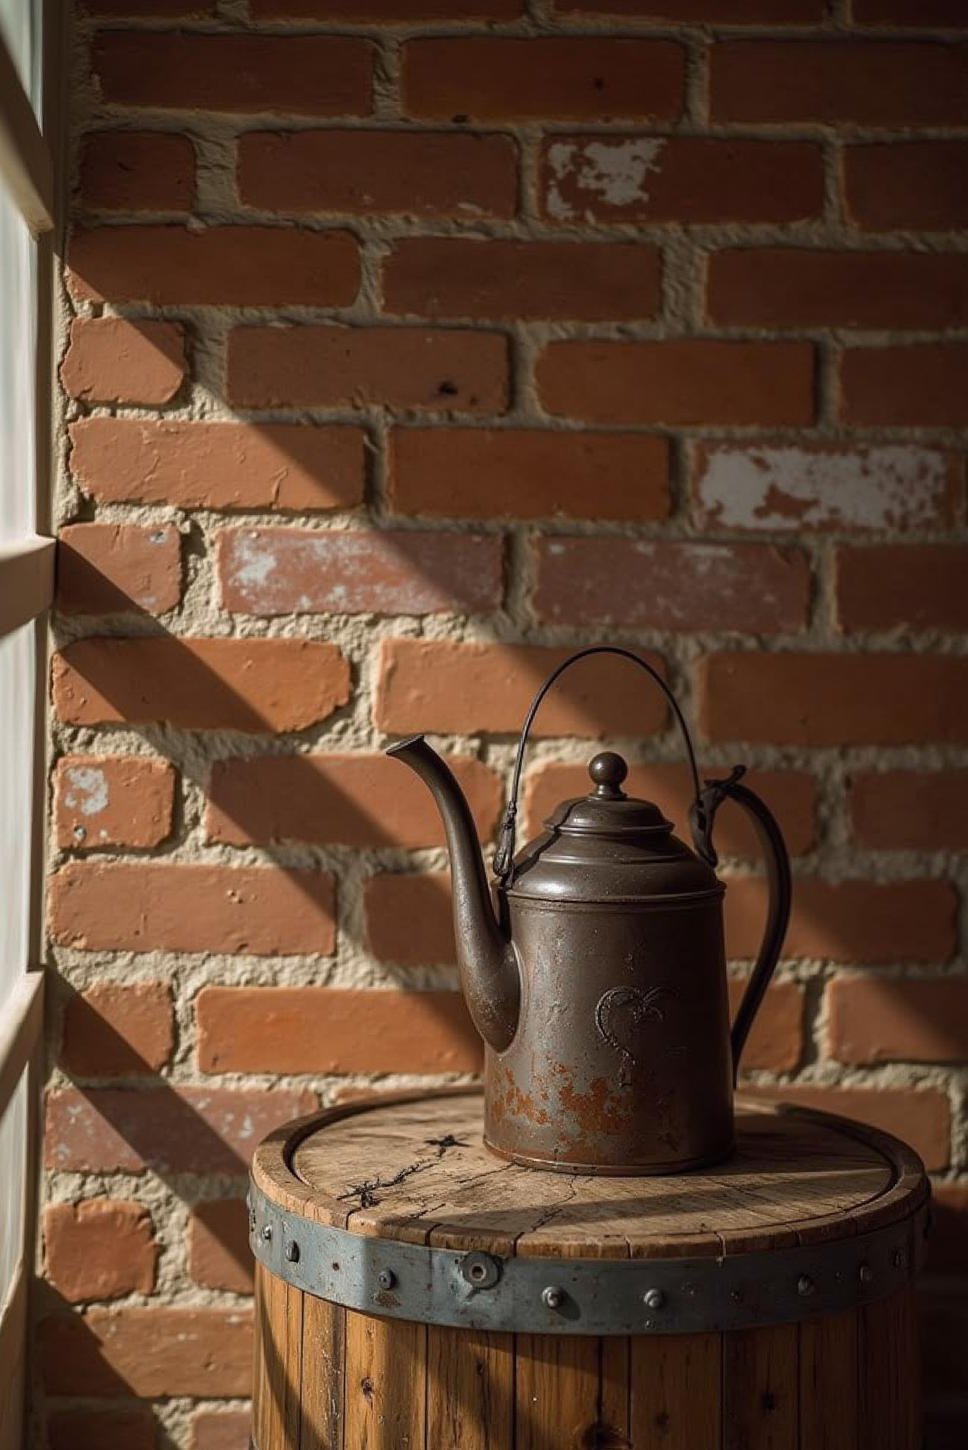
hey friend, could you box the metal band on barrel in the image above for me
[248,1180,927,1337]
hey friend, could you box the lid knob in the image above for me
[588,751,628,800]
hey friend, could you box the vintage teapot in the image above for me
[387,646,791,1175]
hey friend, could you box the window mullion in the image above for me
[0,34,52,235]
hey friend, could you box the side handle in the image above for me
[689,766,792,1085]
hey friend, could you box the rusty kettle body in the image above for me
[387,647,791,1175]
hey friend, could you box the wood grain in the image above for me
[343,1308,426,1449]
[723,1323,799,1450]
[630,1333,722,1450]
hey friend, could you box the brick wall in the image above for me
[40,0,968,1445]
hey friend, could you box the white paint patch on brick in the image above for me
[230,532,279,591]
[697,445,953,532]
[63,765,109,818]
[546,138,666,222]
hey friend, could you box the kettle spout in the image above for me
[386,735,520,1053]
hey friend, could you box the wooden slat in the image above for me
[300,1295,344,1450]
[0,37,53,234]
[342,1309,426,1450]
[630,1333,722,1450]
[800,1309,859,1450]
[0,971,43,1118]
[0,536,54,637]
[515,1332,602,1450]
[254,1264,304,1450]
[426,1325,513,1450]
[723,1323,799,1450]
[860,1289,920,1450]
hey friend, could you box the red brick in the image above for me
[724,877,957,965]
[375,639,668,737]
[49,862,336,956]
[842,344,968,427]
[403,39,684,122]
[58,522,181,616]
[845,142,968,231]
[852,0,968,21]
[711,41,968,125]
[254,0,519,15]
[384,238,660,322]
[41,1307,252,1398]
[54,756,175,851]
[389,429,669,523]
[556,0,819,14]
[827,978,968,1065]
[92,31,372,116]
[727,978,803,1073]
[364,874,454,966]
[48,1408,156,1450]
[45,1085,317,1175]
[217,528,503,616]
[79,131,194,211]
[69,418,364,512]
[61,982,175,1076]
[849,770,968,851]
[192,1412,252,1450]
[44,1200,157,1302]
[927,1185,968,1274]
[537,340,815,426]
[524,763,817,858]
[84,0,211,11]
[68,225,359,307]
[60,317,186,405]
[709,248,968,329]
[189,1199,252,1293]
[693,442,958,533]
[228,326,508,413]
[197,986,482,1074]
[206,753,501,849]
[836,544,968,633]
[534,538,810,634]
[740,1085,950,1171]
[699,653,968,746]
[52,636,349,733]
[542,135,822,225]
[239,129,516,219]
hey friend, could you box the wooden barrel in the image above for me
[249,1089,928,1450]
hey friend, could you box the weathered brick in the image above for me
[57,522,181,616]
[84,0,211,11]
[253,0,520,15]
[189,1200,252,1293]
[849,771,968,851]
[61,982,175,1076]
[206,753,501,849]
[239,129,516,219]
[403,38,684,121]
[827,978,968,1065]
[45,1085,316,1174]
[725,877,957,965]
[836,545,968,633]
[524,763,817,857]
[191,1412,252,1450]
[69,418,364,512]
[842,344,968,427]
[217,528,503,616]
[50,862,336,956]
[79,131,195,211]
[41,1308,252,1398]
[52,636,349,733]
[44,1200,158,1302]
[388,429,669,522]
[228,325,508,413]
[542,135,822,225]
[537,340,815,426]
[48,1408,156,1450]
[927,1185,968,1274]
[197,987,481,1074]
[740,1085,950,1171]
[699,653,968,746]
[708,248,968,329]
[533,538,810,633]
[556,0,820,14]
[693,442,957,533]
[68,225,359,307]
[384,238,660,321]
[727,978,803,1073]
[92,31,372,115]
[852,0,968,22]
[711,41,968,126]
[61,317,186,405]
[364,874,454,966]
[845,142,968,231]
[375,639,668,737]
[54,756,175,851]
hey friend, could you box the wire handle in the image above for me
[492,646,707,881]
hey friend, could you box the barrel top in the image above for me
[251,1089,927,1260]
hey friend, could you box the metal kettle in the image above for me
[386,646,792,1175]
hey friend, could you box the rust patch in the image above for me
[558,1074,626,1138]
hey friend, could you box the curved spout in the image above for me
[386,735,519,1053]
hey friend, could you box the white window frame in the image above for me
[0,2,60,1445]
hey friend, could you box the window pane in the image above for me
[0,1069,27,1308]
[0,0,42,117]
[0,180,37,544]
[0,624,34,1014]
